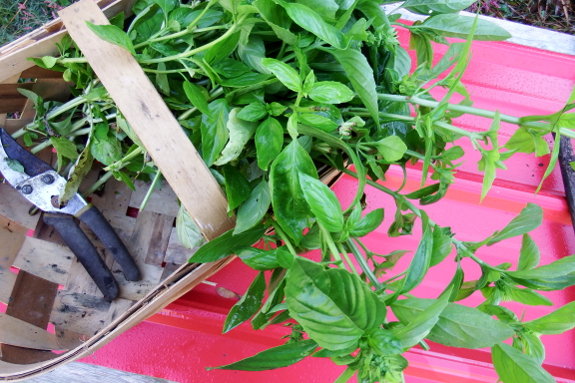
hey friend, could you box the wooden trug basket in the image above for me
[0,0,239,379]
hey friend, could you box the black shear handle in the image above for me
[43,213,120,302]
[76,205,141,282]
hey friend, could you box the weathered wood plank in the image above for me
[0,313,64,350]
[13,236,75,285]
[0,266,17,304]
[50,291,111,336]
[0,182,40,230]
[0,215,28,268]
[59,0,235,241]
[129,180,179,217]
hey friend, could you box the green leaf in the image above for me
[237,247,281,270]
[116,112,143,147]
[415,14,512,41]
[183,81,210,116]
[391,293,449,349]
[524,301,575,335]
[176,205,206,249]
[286,257,386,350]
[86,22,136,55]
[252,276,287,329]
[299,173,344,232]
[492,342,555,383]
[298,114,338,133]
[5,158,24,173]
[189,224,267,263]
[392,299,514,349]
[255,117,284,171]
[275,0,345,49]
[222,165,251,211]
[328,48,379,125]
[270,141,316,245]
[402,0,475,14]
[373,136,408,162]
[308,82,355,105]
[60,138,94,205]
[504,285,552,306]
[261,58,301,92]
[367,328,403,357]
[215,108,258,166]
[90,130,122,166]
[350,208,384,237]
[430,225,453,267]
[487,204,543,245]
[505,254,575,291]
[238,102,268,122]
[154,0,178,15]
[254,0,298,45]
[50,137,78,160]
[401,220,433,294]
[201,99,231,167]
[41,56,58,69]
[234,180,271,235]
[205,31,241,64]
[223,272,266,333]
[208,339,318,371]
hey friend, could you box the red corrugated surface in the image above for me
[80,25,575,382]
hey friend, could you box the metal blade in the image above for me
[0,128,53,186]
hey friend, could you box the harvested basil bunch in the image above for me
[18,0,575,382]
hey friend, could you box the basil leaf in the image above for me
[286,257,386,350]
[517,234,540,271]
[223,271,266,333]
[328,48,379,125]
[270,140,316,245]
[189,224,267,263]
[350,208,384,237]
[308,82,355,104]
[275,0,345,49]
[237,247,281,270]
[208,339,318,371]
[183,81,210,116]
[252,277,287,329]
[222,165,251,211]
[492,342,555,383]
[300,173,344,232]
[400,220,433,294]
[298,114,338,132]
[204,31,241,64]
[391,293,449,349]
[392,299,514,349]
[238,102,268,122]
[261,58,301,92]
[86,22,136,55]
[521,332,545,365]
[50,136,79,161]
[176,205,205,249]
[234,180,271,235]
[504,285,552,306]
[373,135,407,162]
[430,225,453,267]
[155,0,177,15]
[367,328,403,357]
[482,305,518,323]
[505,254,575,291]
[201,99,231,167]
[416,14,512,41]
[402,0,475,14]
[255,117,284,171]
[524,301,575,335]
[255,0,298,45]
[215,108,258,166]
[487,204,543,245]
[90,132,122,166]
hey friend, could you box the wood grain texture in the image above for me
[129,180,179,217]
[0,183,40,230]
[0,215,28,269]
[0,313,64,350]
[13,236,75,285]
[25,362,176,382]
[0,267,17,304]
[59,0,235,241]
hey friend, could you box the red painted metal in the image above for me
[80,25,575,382]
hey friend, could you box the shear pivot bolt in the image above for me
[41,174,55,184]
[22,185,33,194]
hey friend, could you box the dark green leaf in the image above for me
[487,204,543,245]
[270,140,316,245]
[367,328,403,357]
[222,165,251,211]
[401,221,433,294]
[212,58,253,78]
[189,224,267,263]
[237,247,281,270]
[492,342,555,383]
[223,272,266,333]
[86,22,136,55]
[219,72,271,88]
[415,14,512,41]
[208,339,318,371]
[237,102,268,122]
[204,32,241,64]
[308,82,355,104]
[234,180,271,235]
[524,301,575,335]
[286,257,386,350]
[201,99,231,167]
[300,173,344,232]
[350,208,384,237]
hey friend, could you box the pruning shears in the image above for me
[0,128,140,301]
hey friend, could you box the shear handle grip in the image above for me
[43,213,119,302]
[76,205,141,281]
